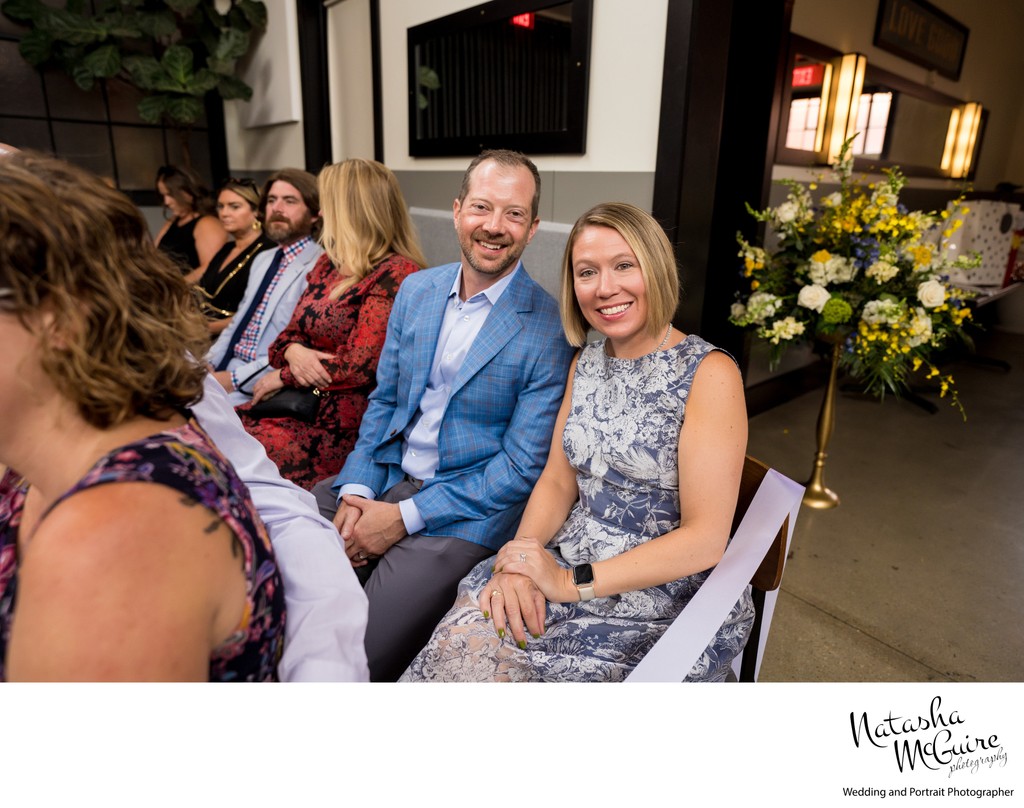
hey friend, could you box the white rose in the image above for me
[797,284,831,313]
[730,302,747,320]
[917,279,947,308]
[775,201,798,223]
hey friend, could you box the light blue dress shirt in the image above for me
[340,264,520,534]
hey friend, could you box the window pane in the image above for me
[0,116,52,151]
[52,122,115,181]
[107,80,147,124]
[44,68,106,121]
[0,40,46,116]
[112,126,166,190]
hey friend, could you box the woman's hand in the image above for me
[283,343,334,388]
[493,537,575,603]
[251,369,285,404]
[479,572,547,647]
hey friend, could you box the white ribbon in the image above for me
[625,469,805,683]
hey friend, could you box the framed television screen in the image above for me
[407,0,593,157]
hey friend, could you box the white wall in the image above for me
[376,0,668,172]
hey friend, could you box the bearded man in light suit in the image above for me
[208,168,322,405]
[312,150,574,681]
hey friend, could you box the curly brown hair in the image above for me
[0,152,209,428]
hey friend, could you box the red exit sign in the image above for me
[511,13,535,29]
[792,64,825,87]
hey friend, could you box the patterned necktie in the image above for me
[214,247,284,372]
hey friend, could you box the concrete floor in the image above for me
[748,328,1024,682]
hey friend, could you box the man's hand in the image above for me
[338,495,407,566]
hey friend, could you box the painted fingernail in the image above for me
[482,611,489,619]
[497,628,505,638]
[517,640,526,650]
[531,633,540,639]
[490,565,495,573]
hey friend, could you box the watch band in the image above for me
[573,563,596,602]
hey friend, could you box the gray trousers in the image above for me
[312,478,493,682]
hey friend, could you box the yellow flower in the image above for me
[750,280,759,290]
[810,249,831,263]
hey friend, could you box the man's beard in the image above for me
[266,210,312,244]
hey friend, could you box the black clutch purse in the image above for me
[246,387,326,423]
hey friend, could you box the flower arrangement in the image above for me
[729,142,978,416]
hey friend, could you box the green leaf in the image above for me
[17,28,51,65]
[47,8,106,46]
[206,56,235,75]
[137,93,169,124]
[238,0,267,30]
[83,44,121,78]
[71,63,95,90]
[189,67,220,94]
[136,10,176,39]
[167,95,204,124]
[123,55,164,90]
[161,45,194,86]
[2,0,44,23]
[216,73,252,101]
[214,28,249,61]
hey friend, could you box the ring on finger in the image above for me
[519,552,527,563]
[491,590,503,598]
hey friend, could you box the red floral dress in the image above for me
[237,253,419,489]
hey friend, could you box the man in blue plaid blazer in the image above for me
[312,150,574,680]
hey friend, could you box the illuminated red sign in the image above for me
[792,64,825,87]
[511,13,535,29]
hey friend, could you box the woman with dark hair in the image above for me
[154,164,229,280]
[402,202,753,682]
[0,152,285,681]
[194,178,276,336]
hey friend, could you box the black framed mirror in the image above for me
[775,34,986,180]
[407,0,592,157]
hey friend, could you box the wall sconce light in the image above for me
[816,52,867,165]
[941,102,983,179]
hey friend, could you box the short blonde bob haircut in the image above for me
[318,159,427,298]
[0,152,208,428]
[559,202,681,347]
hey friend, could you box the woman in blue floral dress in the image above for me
[402,203,753,682]
[0,152,284,681]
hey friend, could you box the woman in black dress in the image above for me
[193,178,276,336]
[153,164,229,281]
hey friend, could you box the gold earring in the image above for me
[252,220,262,231]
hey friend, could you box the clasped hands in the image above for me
[333,495,406,568]
[479,536,573,648]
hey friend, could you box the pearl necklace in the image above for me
[656,324,673,351]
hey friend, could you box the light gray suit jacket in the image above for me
[207,240,324,406]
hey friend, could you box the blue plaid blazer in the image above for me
[333,262,574,551]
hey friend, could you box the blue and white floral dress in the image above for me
[401,335,754,682]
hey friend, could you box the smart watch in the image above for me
[573,563,596,602]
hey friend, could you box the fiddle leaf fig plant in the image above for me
[1,0,267,127]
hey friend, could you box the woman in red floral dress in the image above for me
[237,160,426,489]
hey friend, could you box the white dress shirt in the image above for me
[194,374,369,682]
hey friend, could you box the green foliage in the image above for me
[1,0,266,128]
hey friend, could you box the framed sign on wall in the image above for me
[874,0,969,81]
